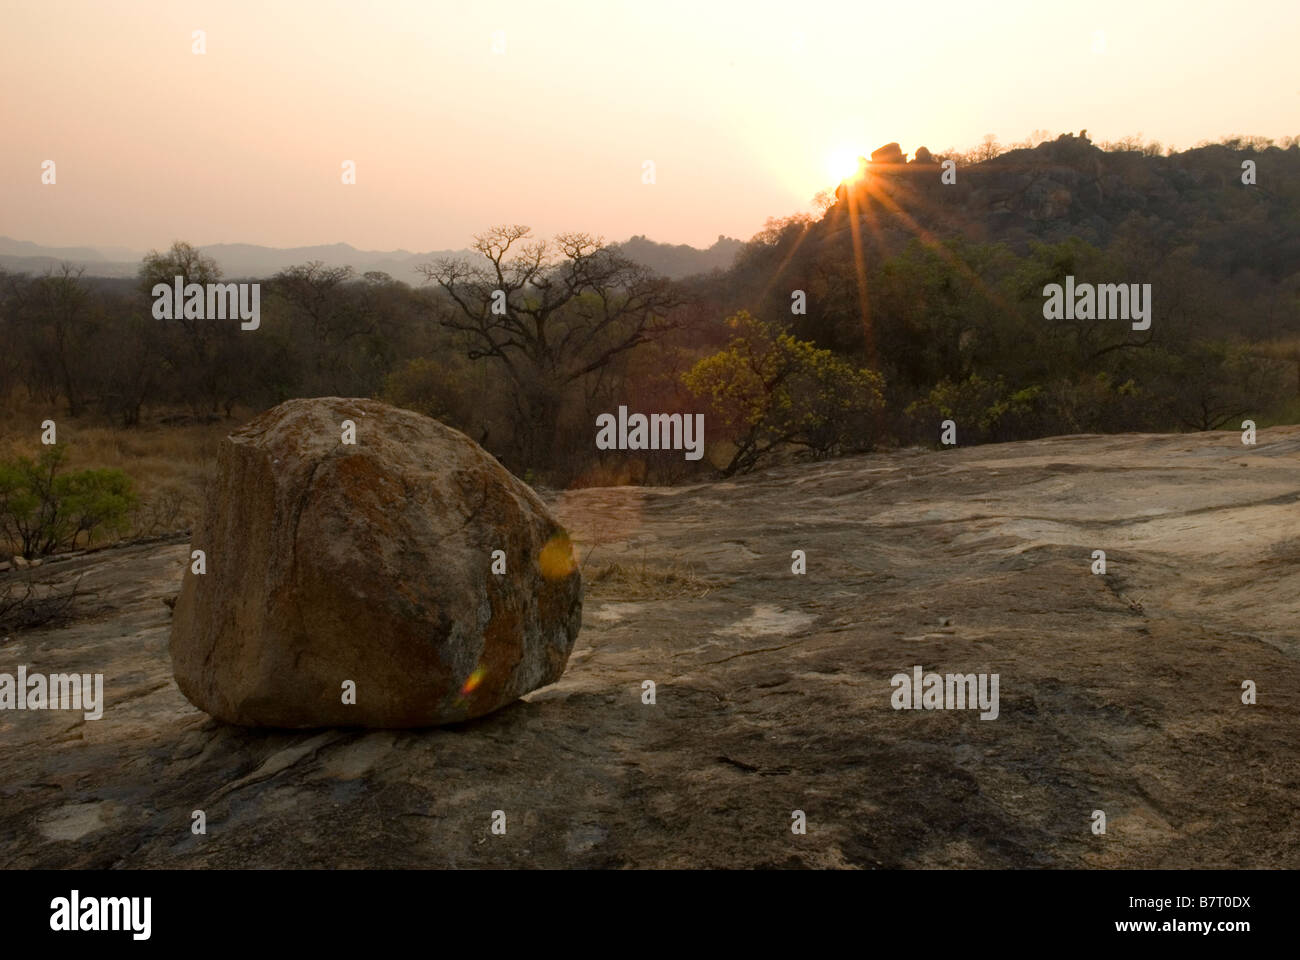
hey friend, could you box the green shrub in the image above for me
[906,374,1044,444]
[0,447,136,559]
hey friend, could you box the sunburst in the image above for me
[826,149,865,184]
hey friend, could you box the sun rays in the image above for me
[826,149,866,185]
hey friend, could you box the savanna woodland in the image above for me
[2,132,1298,559]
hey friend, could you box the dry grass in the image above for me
[0,395,246,544]
[569,459,649,488]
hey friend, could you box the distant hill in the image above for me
[609,235,744,279]
[0,239,470,284]
[0,236,143,263]
[193,242,468,283]
[0,234,741,284]
[817,133,1300,281]
[0,237,145,279]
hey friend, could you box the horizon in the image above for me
[1,128,1290,263]
[0,230,746,262]
[3,0,1297,252]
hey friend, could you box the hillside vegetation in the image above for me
[1,132,1296,540]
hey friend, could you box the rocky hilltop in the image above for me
[2,427,1298,868]
[826,135,1300,280]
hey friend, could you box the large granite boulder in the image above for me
[870,142,907,165]
[169,397,582,728]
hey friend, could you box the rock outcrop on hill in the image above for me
[825,135,1300,281]
[871,142,906,165]
[168,397,583,728]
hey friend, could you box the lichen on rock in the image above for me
[169,397,582,728]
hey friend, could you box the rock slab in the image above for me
[169,397,582,727]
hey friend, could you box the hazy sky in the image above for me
[3,0,1296,253]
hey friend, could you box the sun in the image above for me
[827,149,864,184]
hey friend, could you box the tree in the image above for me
[137,241,242,415]
[1148,342,1288,431]
[137,240,221,294]
[271,262,383,396]
[905,374,1044,444]
[975,134,1003,163]
[418,225,680,470]
[683,311,886,476]
[2,264,96,416]
[94,306,161,427]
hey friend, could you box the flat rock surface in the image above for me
[3,427,1298,868]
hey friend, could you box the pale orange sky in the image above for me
[2,0,1296,252]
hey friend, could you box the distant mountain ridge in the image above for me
[613,235,744,278]
[0,237,144,263]
[0,234,744,283]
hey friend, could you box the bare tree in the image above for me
[273,262,362,344]
[975,134,1003,163]
[138,240,221,295]
[136,241,236,415]
[418,225,680,469]
[3,264,95,416]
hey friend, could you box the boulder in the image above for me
[169,397,582,728]
[870,142,906,165]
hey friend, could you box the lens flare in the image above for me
[539,532,577,580]
[460,666,486,696]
